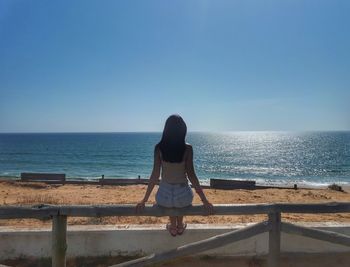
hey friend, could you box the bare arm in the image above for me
[136,146,161,211]
[186,145,211,205]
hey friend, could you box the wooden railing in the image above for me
[1,202,350,267]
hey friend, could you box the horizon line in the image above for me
[0,130,350,134]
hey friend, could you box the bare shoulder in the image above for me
[154,144,161,155]
[185,144,194,164]
[185,144,193,156]
[185,143,193,150]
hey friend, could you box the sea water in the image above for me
[0,132,349,186]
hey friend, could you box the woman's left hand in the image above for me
[202,200,214,215]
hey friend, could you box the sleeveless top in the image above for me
[160,148,188,184]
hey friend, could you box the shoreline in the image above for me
[1,176,349,191]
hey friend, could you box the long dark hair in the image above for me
[157,114,187,163]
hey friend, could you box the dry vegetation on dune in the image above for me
[1,181,350,227]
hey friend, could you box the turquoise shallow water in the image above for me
[0,132,349,186]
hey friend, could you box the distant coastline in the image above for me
[0,175,349,189]
[1,130,350,134]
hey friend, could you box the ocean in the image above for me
[0,132,349,187]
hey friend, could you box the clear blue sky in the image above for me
[1,0,349,132]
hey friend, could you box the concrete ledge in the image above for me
[1,223,350,260]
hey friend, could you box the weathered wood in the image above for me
[58,203,276,217]
[59,180,100,185]
[110,221,269,267]
[1,204,270,219]
[42,202,350,217]
[268,212,281,267]
[274,202,350,214]
[52,215,67,267]
[1,203,350,219]
[0,205,58,219]
[21,172,66,182]
[210,178,256,189]
[99,178,150,185]
[281,222,350,247]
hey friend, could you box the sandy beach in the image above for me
[1,180,349,227]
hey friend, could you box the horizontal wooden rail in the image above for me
[1,202,350,219]
[274,202,350,214]
[58,204,275,217]
[0,205,58,219]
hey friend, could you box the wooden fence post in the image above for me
[268,212,281,267]
[52,215,67,267]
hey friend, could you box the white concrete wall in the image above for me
[0,223,349,260]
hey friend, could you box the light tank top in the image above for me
[160,149,188,184]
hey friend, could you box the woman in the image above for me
[136,115,213,236]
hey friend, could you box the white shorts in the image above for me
[156,181,194,208]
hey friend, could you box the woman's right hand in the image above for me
[135,200,146,213]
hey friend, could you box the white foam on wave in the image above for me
[197,177,350,188]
